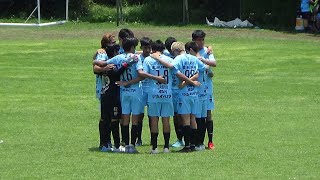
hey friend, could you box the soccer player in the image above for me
[192,30,217,150]
[140,40,173,154]
[118,28,135,54]
[185,41,208,151]
[151,42,205,152]
[93,33,116,151]
[97,37,165,153]
[162,37,184,148]
[163,37,176,58]
[136,37,153,146]
[171,42,207,152]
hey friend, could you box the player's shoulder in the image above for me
[174,54,184,60]
[144,56,154,63]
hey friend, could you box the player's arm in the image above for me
[150,52,174,69]
[137,69,166,84]
[206,45,213,55]
[105,55,139,77]
[174,68,200,87]
[93,64,115,74]
[198,56,217,67]
[115,76,143,87]
[179,73,199,88]
[93,60,109,67]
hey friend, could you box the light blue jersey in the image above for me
[143,54,173,103]
[172,53,206,97]
[107,53,143,97]
[107,53,144,114]
[140,54,150,93]
[199,47,216,95]
[94,51,109,100]
[199,47,216,110]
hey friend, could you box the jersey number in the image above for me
[184,70,195,78]
[156,69,169,84]
[121,68,132,81]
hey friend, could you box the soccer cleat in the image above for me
[195,145,204,151]
[200,144,206,151]
[150,148,159,154]
[112,148,122,153]
[171,140,185,148]
[107,142,113,149]
[135,140,143,147]
[128,144,139,153]
[208,142,215,150]
[100,146,113,152]
[178,147,191,153]
[190,146,196,152]
[163,148,170,153]
[119,145,125,152]
[124,145,130,153]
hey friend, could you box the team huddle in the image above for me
[93,28,216,154]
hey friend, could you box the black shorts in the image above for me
[100,94,122,120]
[302,12,311,20]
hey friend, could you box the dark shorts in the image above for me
[100,94,122,120]
[302,12,311,20]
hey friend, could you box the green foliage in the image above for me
[86,4,116,22]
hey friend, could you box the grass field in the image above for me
[0,23,320,179]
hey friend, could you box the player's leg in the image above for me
[172,113,184,147]
[195,99,206,151]
[190,98,199,151]
[177,97,192,152]
[136,112,144,146]
[162,116,171,153]
[136,92,147,146]
[179,114,191,152]
[121,96,131,151]
[149,116,159,154]
[99,95,112,152]
[206,93,215,149]
[172,90,184,147]
[128,96,144,153]
[110,119,120,151]
[110,104,121,151]
[161,102,173,153]
[148,102,161,154]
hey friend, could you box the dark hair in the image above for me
[151,40,165,52]
[105,44,120,58]
[165,37,177,53]
[140,37,152,46]
[122,37,139,52]
[101,33,115,48]
[118,28,134,39]
[192,30,206,40]
[185,41,200,53]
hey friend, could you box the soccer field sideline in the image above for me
[0,23,320,179]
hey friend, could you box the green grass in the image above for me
[0,23,320,179]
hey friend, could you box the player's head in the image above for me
[140,37,152,57]
[122,37,138,53]
[165,37,177,54]
[171,42,185,57]
[101,33,116,49]
[118,28,135,46]
[185,41,200,55]
[105,44,120,58]
[151,40,165,53]
[192,30,206,49]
